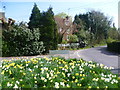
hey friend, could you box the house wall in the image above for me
[0,12,6,30]
[0,12,6,23]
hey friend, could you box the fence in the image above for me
[58,43,79,49]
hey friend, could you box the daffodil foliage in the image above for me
[1,57,119,88]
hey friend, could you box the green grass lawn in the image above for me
[1,57,119,88]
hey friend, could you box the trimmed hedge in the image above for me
[107,41,120,54]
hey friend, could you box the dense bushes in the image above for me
[2,25,45,56]
[107,41,120,54]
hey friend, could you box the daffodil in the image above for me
[88,86,92,88]
[77,83,82,87]
[12,78,14,80]
[14,66,16,68]
[35,81,37,83]
[22,85,24,87]
[16,81,20,84]
[80,74,82,77]
[60,82,65,87]
[56,71,60,74]
[62,72,65,77]
[75,79,78,82]
[7,82,12,87]
[79,84,82,87]
[34,77,37,79]
[66,84,70,88]
[23,73,26,75]
[58,62,61,64]
[20,79,23,81]
[72,76,75,79]
[41,77,45,80]
[9,70,12,74]
[83,74,85,77]
[55,82,59,88]
[54,68,56,70]
[59,67,63,69]
[97,86,99,89]
[13,84,18,88]
[75,73,79,76]
[105,86,108,88]
[81,78,84,80]
[9,63,15,66]
[1,71,5,74]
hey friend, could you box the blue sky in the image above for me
[0,0,119,28]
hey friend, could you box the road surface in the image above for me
[52,46,119,75]
[76,46,119,69]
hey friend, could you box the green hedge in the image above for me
[107,41,120,54]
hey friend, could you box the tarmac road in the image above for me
[76,46,119,69]
[74,46,119,75]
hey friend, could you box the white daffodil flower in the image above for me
[13,84,18,88]
[60,82,65,87]
[16,81,20,84]
[55,82,59,88]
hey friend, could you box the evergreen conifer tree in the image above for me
[40,7,58,53]
[28,3,41,30]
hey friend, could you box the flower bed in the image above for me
[0,57,119,88]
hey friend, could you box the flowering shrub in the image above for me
[2,25,45,56]
[1,57,119,88]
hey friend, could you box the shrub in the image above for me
[61,40,67,44]
[106,37,116,43]
[2,25,45,56]
[68,35,78,43]
[107,41,120,54]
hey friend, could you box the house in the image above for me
[55,16,76,42]
[0,12,6,23]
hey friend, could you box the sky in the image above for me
[0,0,119,28]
